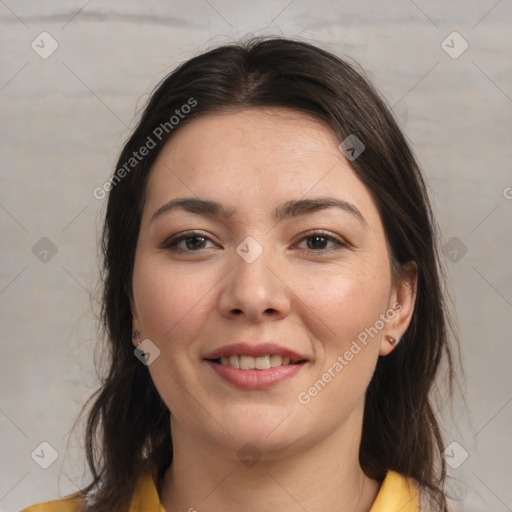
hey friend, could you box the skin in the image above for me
[130,108,417,512]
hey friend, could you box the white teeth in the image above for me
[269,355,282,368]
[240,355,254,370]
[255,355,270,370]
[218,354,297,370]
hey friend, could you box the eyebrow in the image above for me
[150,196,367,228]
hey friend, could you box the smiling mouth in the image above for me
[208,354,307,370]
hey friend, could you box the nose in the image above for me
[217,247,291,323]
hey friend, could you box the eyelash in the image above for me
[161,230,347,253]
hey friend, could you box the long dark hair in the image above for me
[74,36,460,511]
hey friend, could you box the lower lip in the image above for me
[205,360,305,389]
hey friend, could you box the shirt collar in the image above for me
[128,466,166,512]
[369,470,420,511]
[129,467,419,512]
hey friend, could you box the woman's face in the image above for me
[130,108,416,461]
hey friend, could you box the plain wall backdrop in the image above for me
[1,1,511,511]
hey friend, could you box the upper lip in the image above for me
[203,342,308,363]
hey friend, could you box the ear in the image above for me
[379,261,418,356]
[130,295,142,348]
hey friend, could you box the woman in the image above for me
[22,36,459,512]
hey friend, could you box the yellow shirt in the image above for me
[20,468,419,512]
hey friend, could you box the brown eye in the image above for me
[161,231,216,252]
[295,231,346,252]
[307,235,329,250]
[182,236,208,250]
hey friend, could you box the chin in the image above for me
[210,405,308,455]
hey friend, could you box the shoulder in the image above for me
[370,470,420,512]
[19,493,84,512]
[19,467,161,512]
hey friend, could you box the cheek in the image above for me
[293,263,391,344]
[294,269,386,415]
[132,256,218,341]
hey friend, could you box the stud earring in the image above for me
[385,335,397,346]
[132,330,140,339]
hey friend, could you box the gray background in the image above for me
[1,1,511,511]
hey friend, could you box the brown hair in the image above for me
[75,36,460,511]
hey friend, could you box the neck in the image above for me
[159,407,381,512]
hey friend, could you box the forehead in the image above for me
[151,108,339,172]
[143,108,378,227]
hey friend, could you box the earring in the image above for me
[385,335,397,346]
[132,330,140,339]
